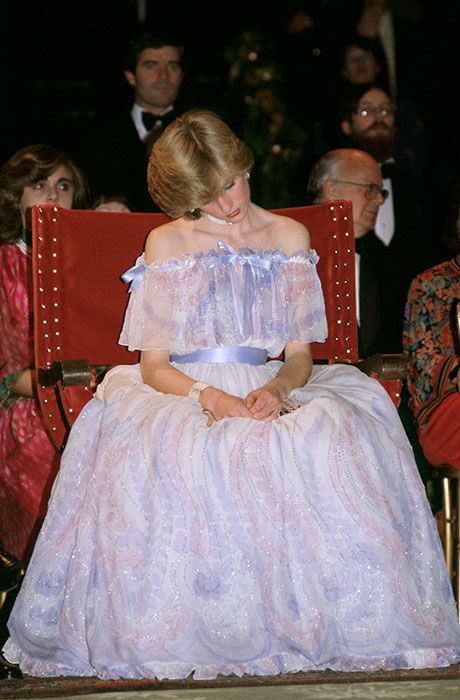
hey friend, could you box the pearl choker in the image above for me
[207,213,234,226]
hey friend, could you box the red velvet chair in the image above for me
[32,201,402,452]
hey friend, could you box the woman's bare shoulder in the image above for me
[144,221,187,264]
[268,212,311,255]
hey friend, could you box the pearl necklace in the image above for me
[207,213,234,226]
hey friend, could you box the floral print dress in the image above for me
[403,256,460,467]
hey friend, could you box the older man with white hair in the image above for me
[307,147,388,357]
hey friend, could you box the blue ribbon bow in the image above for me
[209,241,272,271]
[121,262,146,292]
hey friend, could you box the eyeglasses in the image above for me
[355,103,395,119]
[331,179,389,201]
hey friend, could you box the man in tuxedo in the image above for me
[338,83,436,352]
[82,31,186,212]
[307,148,388,358]
[308,145,435,496]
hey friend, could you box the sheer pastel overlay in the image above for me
[119,243,327,356]
[4,245,460,680]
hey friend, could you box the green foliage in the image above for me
[224,30,308,208]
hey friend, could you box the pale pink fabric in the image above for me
[5,249,460,678]
[0,244,57,561]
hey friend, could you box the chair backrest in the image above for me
[32,201,356,448]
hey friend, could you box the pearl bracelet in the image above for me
[188,381,211,403]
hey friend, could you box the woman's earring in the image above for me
[245,172,250,180]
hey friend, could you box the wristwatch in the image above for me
[188,381,211,403]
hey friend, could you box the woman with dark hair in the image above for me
[403,183,460,470]
[0,144,87,563]
[338,33,388,88]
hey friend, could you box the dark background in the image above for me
[1,0,460,213]
[0,0,282,159]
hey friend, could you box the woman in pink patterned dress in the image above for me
[0,145,87,562]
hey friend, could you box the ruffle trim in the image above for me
[119,244,327,355]
[4,639,460,681]
[140,245,319,272]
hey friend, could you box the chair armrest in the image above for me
[352,353,407,409]
[354,353,407,380]
[37,359,91,388]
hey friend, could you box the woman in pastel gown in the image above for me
[0,145,87,562]
[4,111,460,679]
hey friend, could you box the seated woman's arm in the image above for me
[245,341,312,419]
[141,227,254,421]
[8,368,34,398]
[140,348,254,421]
[141,344,309,424]
[0,369,34,405]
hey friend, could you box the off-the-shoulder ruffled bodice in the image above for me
[119,242,327,357]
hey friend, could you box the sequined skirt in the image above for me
[4,362,460,678]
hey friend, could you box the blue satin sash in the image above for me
[170,346,268,365]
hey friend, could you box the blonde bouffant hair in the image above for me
[147,110,254,219]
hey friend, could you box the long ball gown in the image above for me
[4,242,460,679]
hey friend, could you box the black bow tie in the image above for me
[141,111,175,131]
[142,112,160,130]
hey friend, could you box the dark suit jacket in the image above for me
[355,231,385,358]
[377,162,434,353]
[355,159,438,357]
[81,113,160,213]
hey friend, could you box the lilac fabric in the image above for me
[4,247,460,679]
[118,244,327,356]
[170,346,268,364]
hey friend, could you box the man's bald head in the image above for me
[307,148,386,237]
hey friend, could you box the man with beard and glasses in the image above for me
[311,33,426,181]
[340,83,397,166]
[338,82,436,354]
